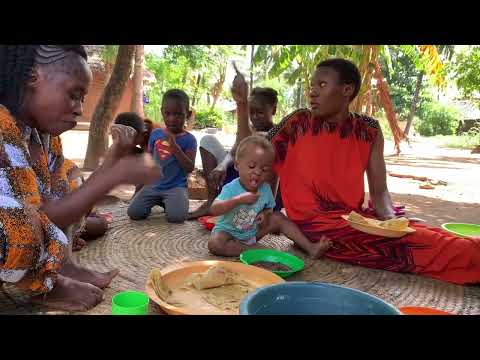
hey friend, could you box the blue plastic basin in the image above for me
[240,282,401,315]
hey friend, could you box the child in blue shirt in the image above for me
[208,135,331,257]
[127,89,197,223]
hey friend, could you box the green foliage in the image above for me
[440,127,480,149]
[253,77,296,121]
[454,46,480,98]
[101,45,119,67]
[143,54,192,121]
[252,45,361,112]
[194,106,226,129]
[254,45,357,89]
[415,102,461,136]
[374,110,396,141]
[381,46,454,122]
[140,44,462,135]
[144,46,243,123]
[163,45,210,69]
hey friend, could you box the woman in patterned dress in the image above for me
[0,45,160,311]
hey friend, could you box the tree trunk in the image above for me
[186,109,196,131]
[84,45,135,170]
[211,64,226,109]
[130,45,145,116]
[373,61,405,154]
[105,64,113,84]
[192,74,202,107]
[404,72,424,136]
[351,45,370,113]
[250,45,255,88]
[295,81,302,108]
[366,90,373,116]
[352,45,378,114]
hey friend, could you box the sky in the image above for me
[144,45,167,56]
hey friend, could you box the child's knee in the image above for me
[208,236,225,255]
[165,206,187,223]
[165,195,188,223]
[127,205,149,220]
[271,211,286,220]
[166,212,186,223]
[265,212,287,233]
[267,212,285,226]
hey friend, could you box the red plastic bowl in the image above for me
[198,216,216,231]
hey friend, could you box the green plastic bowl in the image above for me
[111,291,149,315]
[240,249,304,278]
[441,223,480,238]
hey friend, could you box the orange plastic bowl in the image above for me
[399,306,452,315]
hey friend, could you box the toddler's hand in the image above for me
[237,192,259,205]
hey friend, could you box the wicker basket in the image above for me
[188,170,208,200]
[188,187,208,200]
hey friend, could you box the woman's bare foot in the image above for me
[31,274,104,312]
[60,260,119,289]
[307,237,332,259]
[187,201,212,220]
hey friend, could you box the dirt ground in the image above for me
[61,130,480,227]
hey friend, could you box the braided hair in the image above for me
[0,45,88,116]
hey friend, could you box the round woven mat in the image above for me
[2,201,480,315]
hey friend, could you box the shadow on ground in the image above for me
[385,155,479,170]
[388,192,480,227]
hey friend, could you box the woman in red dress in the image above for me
[267,58,480,285]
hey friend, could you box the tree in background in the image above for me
[84,45,135,170]
[253,45,451,151]
[454,46,480,102]
[252,45,406,151]
[141,45,457,144]
[131,45,145,116]
[144,45,243,124]
[101,45,119,83]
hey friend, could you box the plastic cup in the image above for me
[111,291,149,315]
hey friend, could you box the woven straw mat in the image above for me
[1,200,480,315]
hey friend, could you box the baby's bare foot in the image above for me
[309,236,332,259]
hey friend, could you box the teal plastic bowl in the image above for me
[240,282,401,315]
[441,223,480,238]
[111,291,149,315]
[240,249,304,278]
